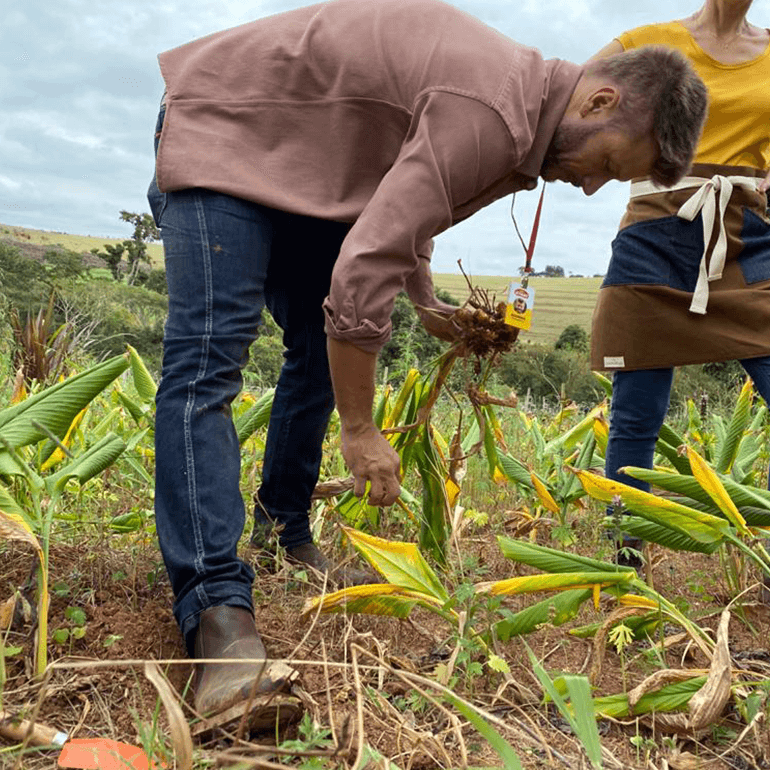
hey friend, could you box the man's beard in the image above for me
[540,122,602,181]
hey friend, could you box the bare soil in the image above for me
[2,518,770,770]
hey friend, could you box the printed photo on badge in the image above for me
[505,281,534,330]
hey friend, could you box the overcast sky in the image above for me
[2,0,765,276]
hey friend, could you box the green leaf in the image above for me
[494,589,592,641]
[64,606,86,626]
[441,692,523,770]
[593,677,706,719]
[498,537,634,575]
[562,675,604,768]
[559,432,596,501]
[47,433,126,492]
[611,516,720,555]
[716,378,753,473]
[116,391,147,425]
[126,344,157,403]
[526,644,602,768]
[497,453,535,489]
[0,354,129,449]
[415,426,449,567]
[235,389,275,444]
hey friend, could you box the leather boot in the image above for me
[286,542,380,587]
[193,606,293,716]
[251,496,379,586]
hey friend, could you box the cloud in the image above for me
[1,0,713,270]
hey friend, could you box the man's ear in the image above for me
[579,87,621,118]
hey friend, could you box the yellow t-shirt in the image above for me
[618,22,770,169]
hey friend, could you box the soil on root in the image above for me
[1,528,770,770]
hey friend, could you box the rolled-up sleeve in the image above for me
[323,91,517,352]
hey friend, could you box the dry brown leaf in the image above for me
[688,609,731,731]
[642,711,710,738]
[589,606,649,685]
[668,750,724,769]
[0,510,39,553]
[144,661,193,770]
[628,669,702,714]
[311,477,354,500]
[0,595,16,631]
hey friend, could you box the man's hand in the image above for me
[415,301,459,342]
[340,424,402,506]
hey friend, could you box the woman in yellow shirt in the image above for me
[590,0,770,568]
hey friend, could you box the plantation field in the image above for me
[1,264,770,770]
[433,273,602,345]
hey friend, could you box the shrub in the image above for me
[378,287,458,382]
[58,279,168,374]
[0,242,49,312]
[244,310,285,387]
[554,324,588,353]
[496,342,603,408]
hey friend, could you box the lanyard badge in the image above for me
[505,183,546,331]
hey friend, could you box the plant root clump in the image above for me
[451,303,519,359]
[450,260,520,361]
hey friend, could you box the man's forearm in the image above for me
[326,337,402,505]
[327,337,377,432]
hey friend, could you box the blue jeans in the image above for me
[147,109,349,651]
[607,357,770,492]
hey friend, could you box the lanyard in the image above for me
[511,182,546,287]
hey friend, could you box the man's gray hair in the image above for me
[586,46,709,187]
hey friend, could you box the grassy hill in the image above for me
[1,222,601,345]
[0,222,164,265]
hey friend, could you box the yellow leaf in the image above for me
[592,583,601,610]
[383,369,420,430]
[618,594,659,610]
[302,583,441,619]
[445,477,461,509]
[577,470,728,544]
[593,414,609,454]
[432,425,448,461]
[492,466,507,486]
[342,527,449,601]
[476,571,631,597]
[686,446,749,535]
[530,473,559,514]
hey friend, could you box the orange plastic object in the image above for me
[57,738,166,770]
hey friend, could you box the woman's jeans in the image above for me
[148,109,349,650]
[607,357,770,493]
